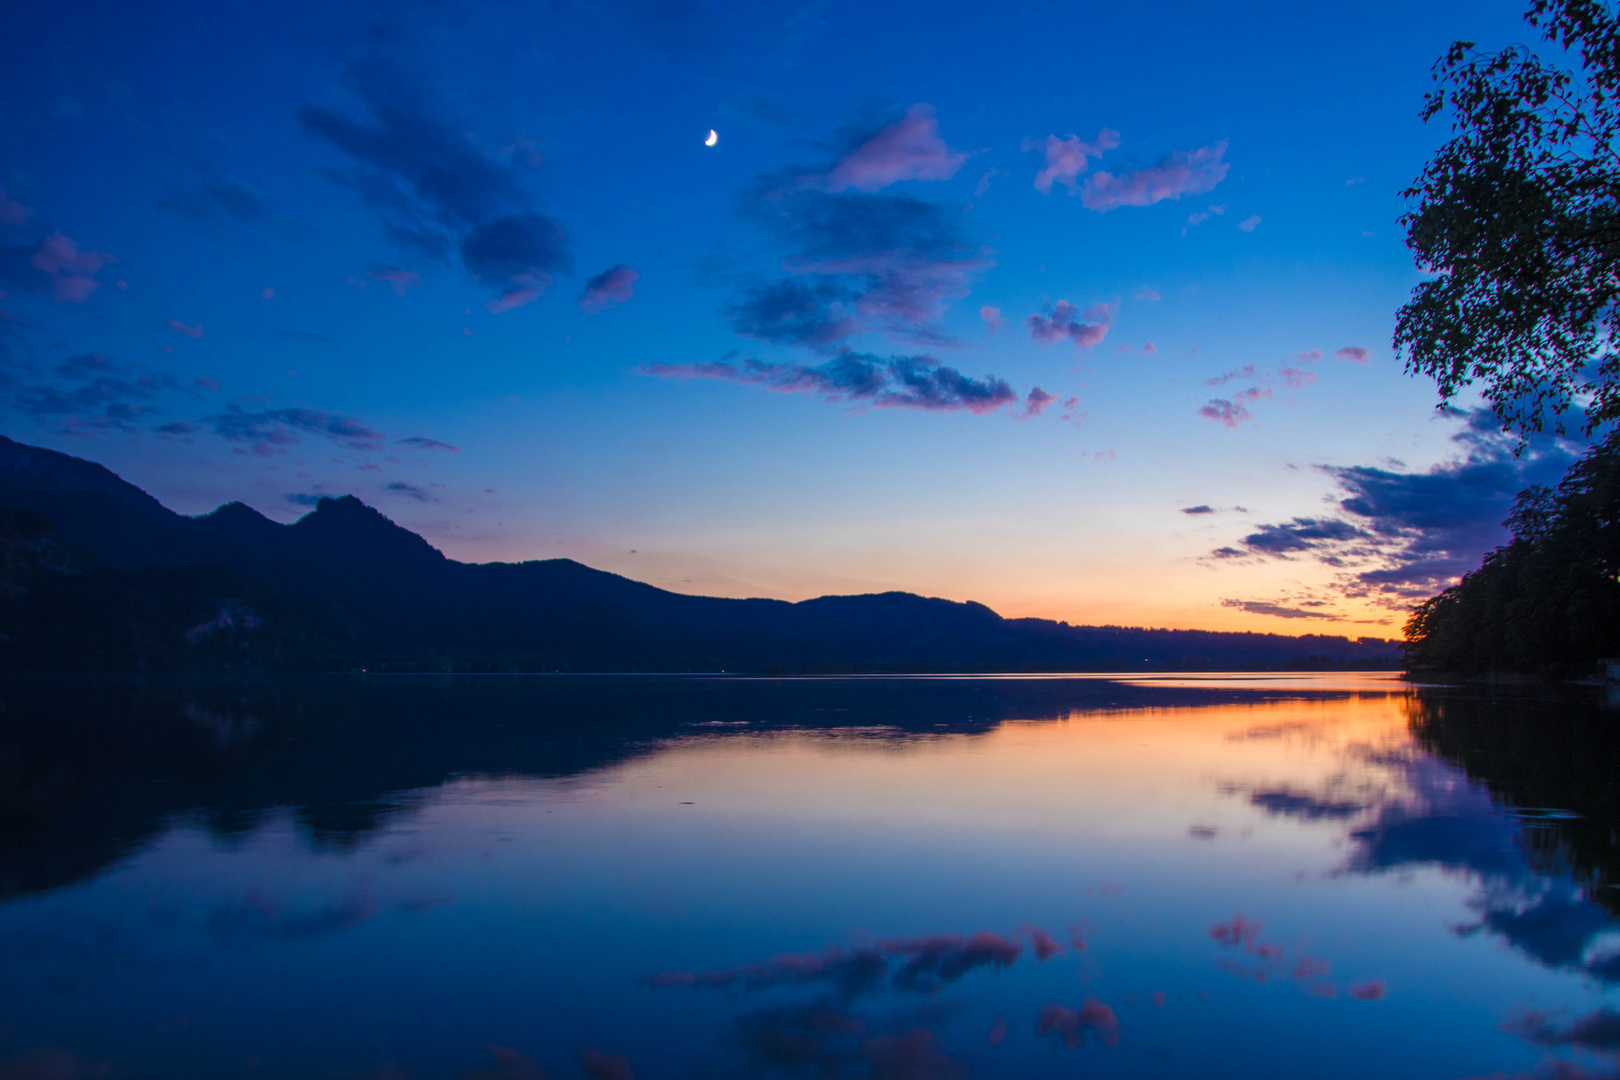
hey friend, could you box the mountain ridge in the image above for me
[0,435,1398,672]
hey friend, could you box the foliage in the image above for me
[1402,427,1620,672]
[1397,0,1620,439]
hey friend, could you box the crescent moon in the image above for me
[705,129,718,147]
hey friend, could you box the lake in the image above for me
[2,672,1617,1079]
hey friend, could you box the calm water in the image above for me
[3,673,1619,1079]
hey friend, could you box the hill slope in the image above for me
[0,435,1398,672]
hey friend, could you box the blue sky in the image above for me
[0,0,1576,632]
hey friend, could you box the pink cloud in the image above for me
[1081,141,1230,212]
[1209,915,1262,946]
[31,232,115,302]
[485,275,548,313]
[818,105,968,192]
[580,265,639,312]
[1183,204,1227,233]
[1028,300,1113,350]
[1026,129,1122,194]
[1141,340,1157,355]
[1348,980,1385,1000]
[1200,386,1271,427]
[1279,367,1317,388]
[369,266,422,297]
[1036,1000,1121,1049]
[1293,956,1331,981]
[0,185,32,226]
[1023,925,1064,959]
[1237,214,1261,232]
[167,319,204,339]
[1206,364,1261,386]
[1135,287,1161,301]
[980,305,1003,333]
[1297,349,1323,363]
[1335,346,1370,364]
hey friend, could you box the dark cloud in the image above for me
[202,404,385,455]
[397,436,458,452]
[1181,504,1215,515]
[1219,599,1339,620]
[4,353,186,432]
[646,352,1017,414]
[1247,789,1367,819]
[1511,1008,1620,1053]
[301,57,571,311]
[650,930,1022,1000]
[384,481,433,502]
[155,167,268,223]
[1208,410,1583,604]
[0,231,115,303]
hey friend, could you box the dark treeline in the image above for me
[1403,431,1620,676]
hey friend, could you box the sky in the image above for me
[0,0,1584,634]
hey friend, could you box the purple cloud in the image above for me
[27,232,115,302]
[1237,214,1261,232]
[369,266,421,296]
[1028,300,1113,350]
[580,264,639,312]
[1019,387,1057,420]
[646,352,1020,415]
[815,105,967,192]
[167,319,204,339]
[202,403,386,455]
[1025,129,1121,194]
[1199,387,1270,428]
[1081,141,1230,212]
[980,305,1003,333]
[1336,346,1369,364]
[396,436,458,451]
[0,185,31,226]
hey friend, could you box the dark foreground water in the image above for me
[3,673,1619,1080]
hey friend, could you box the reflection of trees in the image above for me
[1406,686,1620,915]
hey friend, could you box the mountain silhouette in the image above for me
[0,435,1398,672]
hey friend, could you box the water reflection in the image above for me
[0,675,1616,1078]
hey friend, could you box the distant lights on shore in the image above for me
[704,129,718,147]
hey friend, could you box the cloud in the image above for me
[300,56,571,311]
[384,481,433,501]
[1181,505,1215,515]
[1,232,115,303]
[1208,410,1583,602]
[1237,214,1261,232]
[1182,204,1227,233]
[155,168,268,223]
[462,214,572,313]
[1036,1000,1121,1049]
[646,352,1019,415]
[1510,1008,1620,1053]
[979,305,1002,333]
[1081,141,1229,212]
[202,403,386,455]
[1025,129,1121,194]
[463,1045,548,1080]
[167,320,204,339]
[814,105,968,193]
[1019,387,1057,420]
[1135,287,1161,301]
[285,493,325,506]
[1335,346,1369,364]
[1199,387,1271,427]
[580,265,639,312]
[1027,300,1112,350]
[369,266,421,296]
[2,354,188,432]
[0,185,31,227]
[1247,788,1367,817]
[396,436,458,452]
[1279,367,1316,389]
[723,112,990,351]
